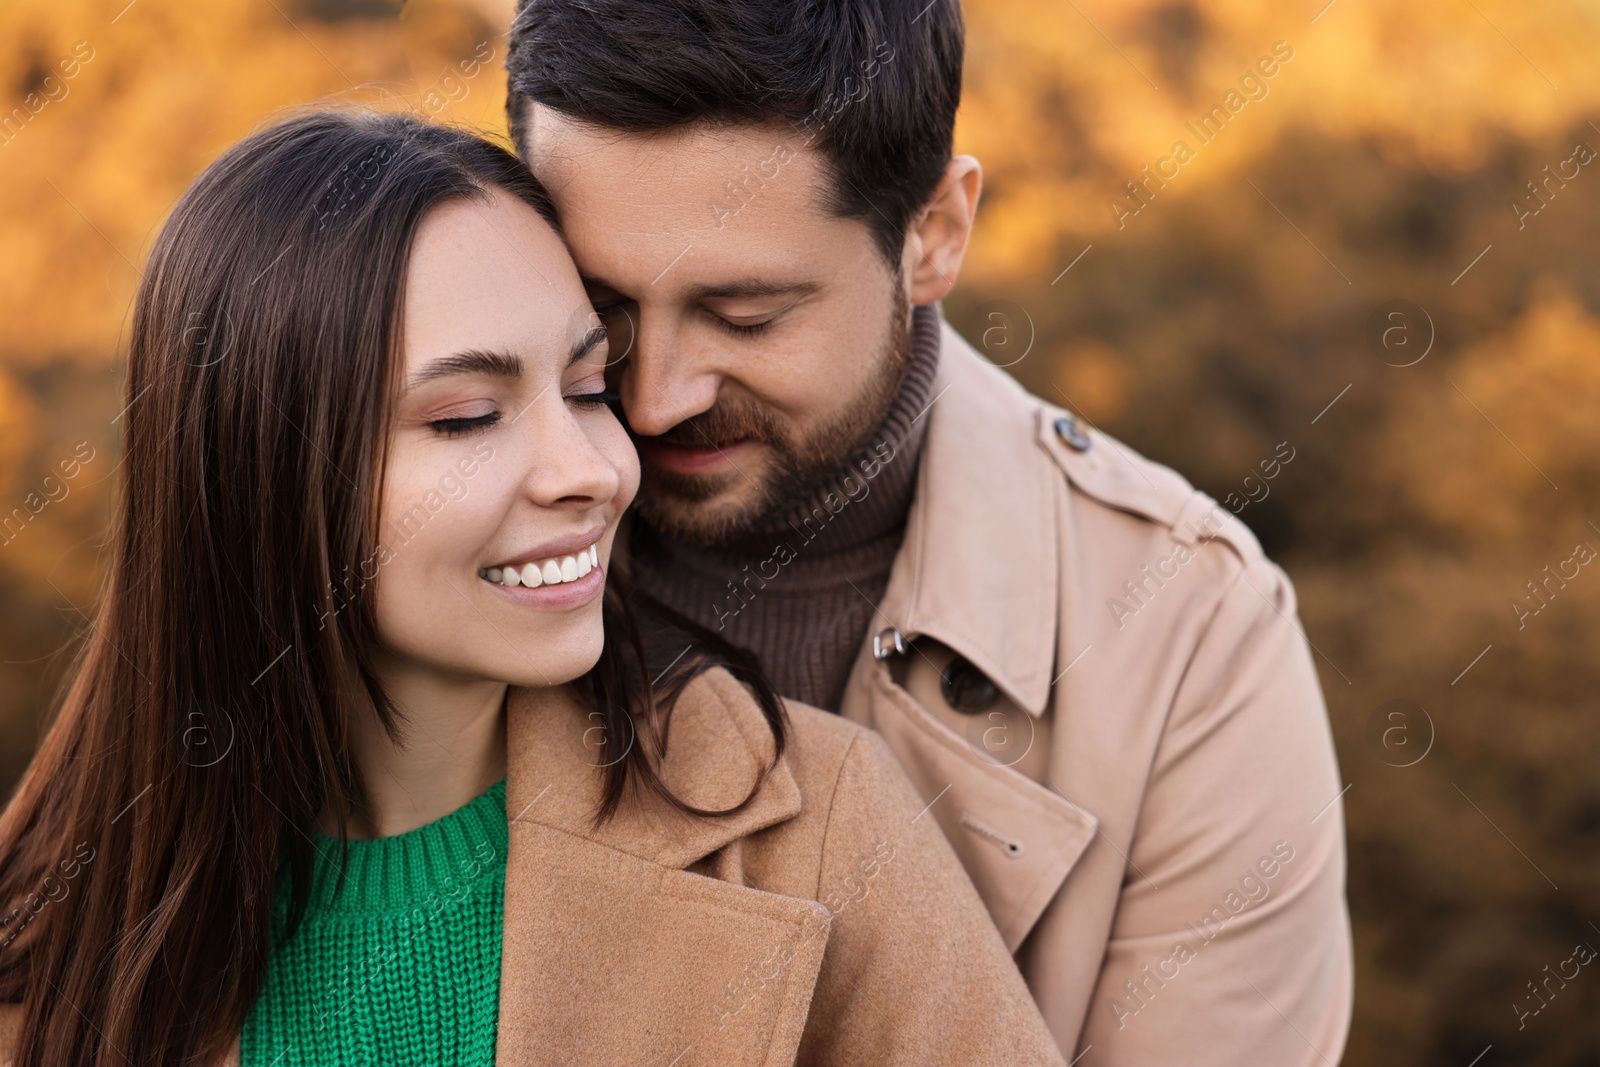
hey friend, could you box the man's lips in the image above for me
[639,439,752,476]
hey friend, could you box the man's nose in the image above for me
[619,308,722,437]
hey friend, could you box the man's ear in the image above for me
[902,156,982,304]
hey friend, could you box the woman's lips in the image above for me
[482,561,604,610]
[639,439,751,476]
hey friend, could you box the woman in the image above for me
[0,110,1065,1067]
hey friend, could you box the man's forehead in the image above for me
[524,105,756,171]
[524,106,830,222]
[520,103,858,290]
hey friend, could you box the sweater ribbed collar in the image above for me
[296,777,507,915]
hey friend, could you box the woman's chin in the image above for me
[496,627,606,690]
[380,600,609,691]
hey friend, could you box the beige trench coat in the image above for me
[0,668,1066,1066]
[832,319,1355,1064]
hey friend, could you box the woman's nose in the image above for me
[516,403,622,509]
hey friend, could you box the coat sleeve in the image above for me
[1078,556,1354,1065]
[795,728,1068,1067]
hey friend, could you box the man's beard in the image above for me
[631,286,912,547]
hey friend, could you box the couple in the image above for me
[0,0,1354,1064]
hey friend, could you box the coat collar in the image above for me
[495,668,832,1065]
[886,321,1061,716]
[503,667,803,867]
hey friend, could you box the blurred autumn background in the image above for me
[2,0,1598,1061]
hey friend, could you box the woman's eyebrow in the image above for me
[407,349,523,389]
[569,324,607,367]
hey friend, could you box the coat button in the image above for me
[1054,414,1092,451]
[941,656,998,714]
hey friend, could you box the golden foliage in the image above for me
[959,0,1600,280]
[0,0,514,362]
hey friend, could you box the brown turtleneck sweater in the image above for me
[629,304,941,711]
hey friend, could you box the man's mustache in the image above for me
[631,398,785,452]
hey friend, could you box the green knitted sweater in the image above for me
[241,777,508,1066]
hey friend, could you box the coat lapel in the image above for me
[496,673,832,1066]
[842,665,1097,954]
[892,321,1062,716]
[837,328,1098,952]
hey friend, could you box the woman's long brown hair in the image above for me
[0,109,786,1067]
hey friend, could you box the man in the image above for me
[505,1,1354,1062]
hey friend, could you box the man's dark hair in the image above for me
[505,0,964,265]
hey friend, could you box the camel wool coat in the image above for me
[830,318,1354,1064]
[0,668,1067,1066]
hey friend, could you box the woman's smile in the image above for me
[478,526,607,608]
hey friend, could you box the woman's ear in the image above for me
[901,156,983,305]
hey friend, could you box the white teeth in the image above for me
[485,542,603,588]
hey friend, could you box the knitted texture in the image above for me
[241,777,508,1066]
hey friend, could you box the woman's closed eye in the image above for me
[429,412,500,438]
[426,383,616,435]
[570,388,621,408]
